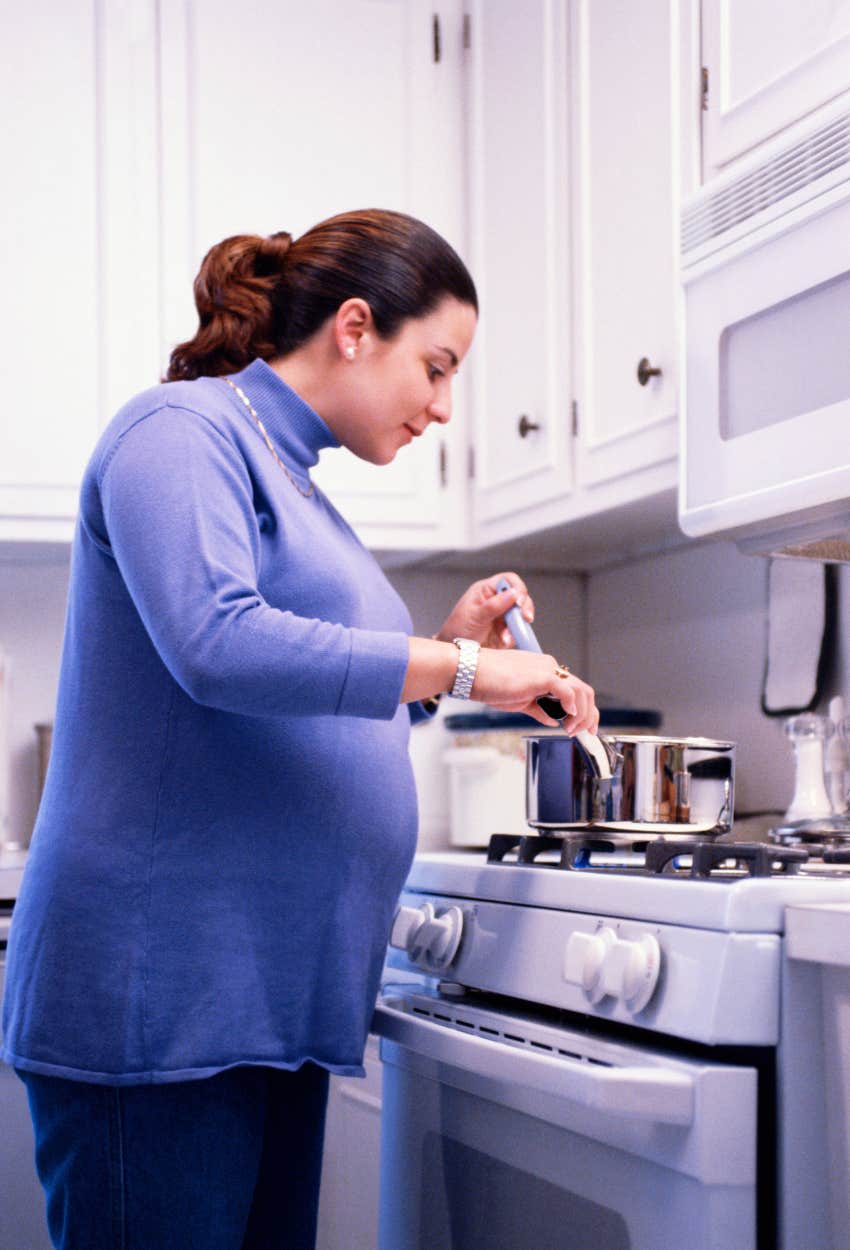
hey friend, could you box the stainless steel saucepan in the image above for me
[498,580,735,838]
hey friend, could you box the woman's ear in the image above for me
[334,298,374,362]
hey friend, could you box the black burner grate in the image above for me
[644,840,808,878]
[485,833,813,877]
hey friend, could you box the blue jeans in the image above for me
[19,1063,329,1250]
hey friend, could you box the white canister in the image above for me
[443,741,527,847]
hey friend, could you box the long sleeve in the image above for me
[96,405,410,720]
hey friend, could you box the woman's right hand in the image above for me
[471,647,599,735]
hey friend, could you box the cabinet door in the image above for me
[159,0,468,551]
[0,1,160,541]
[701,0,850,177]
[316,1036,383,1250]
[465,0,574,536]
[570,0,678,489]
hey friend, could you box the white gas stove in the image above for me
[374,833,850,1250]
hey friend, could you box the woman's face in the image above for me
[334,296,478,465]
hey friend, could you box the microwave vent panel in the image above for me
[682,108,850,257]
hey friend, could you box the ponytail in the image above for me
[165,209,477,383]
[166,232,292,381]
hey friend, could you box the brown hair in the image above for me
[166,209,478,382]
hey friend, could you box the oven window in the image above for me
[718,267,850,439]
[420,1133,630,1250]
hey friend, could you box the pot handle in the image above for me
[496,577,613,779]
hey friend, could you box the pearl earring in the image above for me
[345,346,356,360]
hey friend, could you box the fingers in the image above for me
[483,572,532,614]
[472,648,598,735]
[555,675,598,736]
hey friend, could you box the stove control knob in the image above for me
[390,903,464,971]
[600,933,661,1013]
[391,904,431,950]
[563,927,617,1003]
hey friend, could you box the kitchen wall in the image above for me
[586,543,849,816]
[0,550,70,848]
[396,545,850,844]
[0,544,847,849]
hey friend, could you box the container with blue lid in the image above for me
[444,705,663,733]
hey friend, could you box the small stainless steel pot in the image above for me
[525,733,735,837]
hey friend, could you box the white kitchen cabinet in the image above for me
[569,0,678,489]
[316,1035,383,1250]
[466,0,678,553]
[0,0,160,542]
[463,0,574,540]
[158,0,470,552]
[700,0,850,178]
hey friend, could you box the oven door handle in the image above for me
[373,1001,694,1126]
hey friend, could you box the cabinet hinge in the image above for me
[432,14,441,62]
[439,441,448,487]
[462,13,471,50]
[701,66,709,111]
[467,444,475,480]
[571,400,579,437]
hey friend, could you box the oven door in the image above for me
[374,986,757,1250]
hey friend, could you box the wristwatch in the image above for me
[450,638,480,700]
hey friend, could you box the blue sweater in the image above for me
[2,359,421,1083]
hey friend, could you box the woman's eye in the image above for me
[427,364,445,382]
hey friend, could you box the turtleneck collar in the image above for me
[225,358,340,479]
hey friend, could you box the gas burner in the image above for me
[486,833,647,869]
[645,840,809,878]
[769,816,850,848]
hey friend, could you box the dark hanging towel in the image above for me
[761,559,837,717]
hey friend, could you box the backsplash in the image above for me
[396,545,849,846]
[0,551,70,847]
[0,543,846,849]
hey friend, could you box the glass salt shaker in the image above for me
[784,713,833,823]
[834,715,850,815]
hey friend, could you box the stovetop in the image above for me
[406,835,850,934]
[0,847,27,907]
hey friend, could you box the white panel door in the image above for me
[159,0,468,550]
[0,1,100,532]
[465,0,574,533]
[570,0,678,488]
[0,0,160,540]
[701,0,850,176]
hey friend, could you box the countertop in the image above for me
[0,847,28,903]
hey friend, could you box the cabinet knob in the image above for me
[517,414,540,438]
[636,357,662,386]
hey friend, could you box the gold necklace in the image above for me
[223,376,314,497]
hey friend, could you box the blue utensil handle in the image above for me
[495,579,614,778]
[495,576,541,653]
[495,577,568,721]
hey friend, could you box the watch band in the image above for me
[450,638,480,700]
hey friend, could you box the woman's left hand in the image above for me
[434,572,535,649]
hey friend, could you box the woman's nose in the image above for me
[428,388,452,424]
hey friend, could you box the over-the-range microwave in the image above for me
[679,99,850,563]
